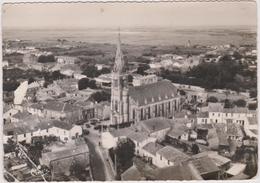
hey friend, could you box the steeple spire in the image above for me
[113,28,127,73]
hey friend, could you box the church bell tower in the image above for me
[110,30,129,126]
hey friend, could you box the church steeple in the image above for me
[113,28,127,74]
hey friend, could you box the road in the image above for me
[84,127,115,181]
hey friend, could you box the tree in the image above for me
[28,77,35,84]
[82,65,100,78]
[91,91,111,103]
[78,78,97,90]
[78,78,90,90]
[234,99,247,107]
[136,64,150,75]
[207,96,218,103]
[114,139,135,176]
[179,90,186,96]
[224,99,233,108]
[69,161,88,181]
[191,143,200,154]
[52,71,65,80]
[38,55,55,63]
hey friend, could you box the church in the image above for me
[110,32,181,126]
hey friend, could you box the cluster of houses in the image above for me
[148,54,202,73]
[101,98,257,180]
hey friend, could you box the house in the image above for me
[40,142,89,177]
[10,111,32,123]
[95,73,112,88]
[226,123,244,141]
[56,56,79,65]
[121,164,143,181]
[127,131,156,155]
[192,151,231,178]
[155,146,190,168]
[244,116,258,139]
[3,108,19,124]
[139,117,172,141]
[140,142,164,165]
[147,162,203,180]
[101,127,136,149]
[43,101,83,123]
[132,74,158,87]
[166,122,190,143]
[226,163,247,178]
[190,156,220,180]
[94,101,111,120]
[3,117,82,144]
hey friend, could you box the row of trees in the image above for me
[207,97,247,108]
[160,55,256,92]
[38,55,55,63]
[81,65,110,78]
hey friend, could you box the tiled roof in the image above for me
[45,101,81,112]
[208,102,224,112]
[227,123,243,137]
[190,156,219,175]
[167,123,188,138]
[42,144,89,163]
[192,151,231,167]
[197,112,209,118]
[12,111,31,119]
[127,131,149,143]
[4,118,74,135]
[149,163,203,180]
[140,117,172,134]
[109,127,136,138]
[156,146,190,164]
[129,80,178,106]
[142,142,163,155]
[121,165,143,181]
[224,107,248,113]
[247,117,257,125]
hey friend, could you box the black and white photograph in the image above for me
[1,0,258,181]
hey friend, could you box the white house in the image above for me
[3,119,82,144]
[154,146,190,168]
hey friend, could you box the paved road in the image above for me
[85,137,106,181]
[84,127,115,181]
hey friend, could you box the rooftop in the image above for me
[142,142,164,156]
[127,131,149,143]
[227,123,243,137]
[41,143,89,163]
[129,80,178,106]
[121,164,143,181]
[45,101,81,112]
[140,117,172,134]
[190,156,219,175]
[156,146,190,164]
[208,102,225,112]
[148,163,203,180]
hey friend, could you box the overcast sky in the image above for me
[2,2,257,29]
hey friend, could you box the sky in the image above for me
[2,2,257,29]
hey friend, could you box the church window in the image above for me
[141,108,144,120]
[147,107,151,119]
[115,101,118,112]
[133,109,135,119]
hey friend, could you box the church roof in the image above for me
[129,80,178,106]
